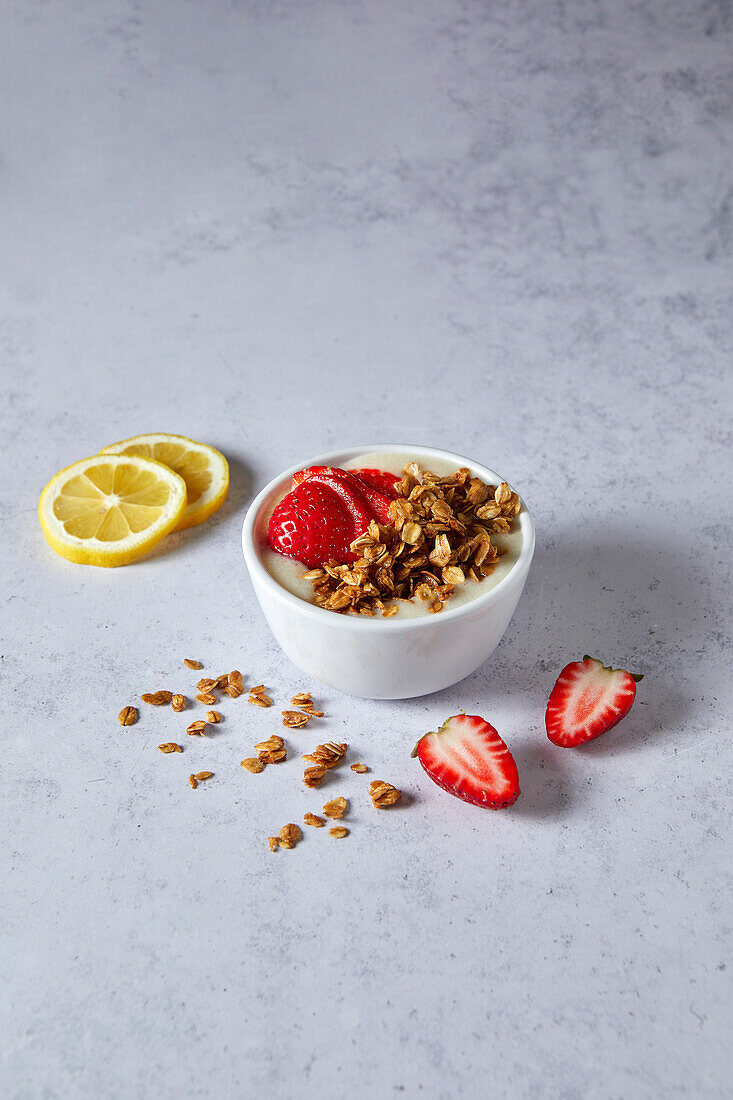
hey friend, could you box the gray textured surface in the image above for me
[2,1,732,1097]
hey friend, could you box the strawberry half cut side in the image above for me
[545,656,643,747]
[266,476,372,568]
[412,714,521,809]
[292,465,399,524]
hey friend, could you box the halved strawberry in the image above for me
[412,714,520,809]
[267,476,372,568]
[292,465,399,523]
[545,656,642,747]
[349,468,401,497]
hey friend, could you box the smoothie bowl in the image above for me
[242,445,535,699]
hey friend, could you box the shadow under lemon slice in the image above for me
[38,453,187,566]
[101,433,229,531]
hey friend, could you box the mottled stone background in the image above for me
[1,1,731,1097]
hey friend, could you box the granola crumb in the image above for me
[184,659,203,670]
[196,678,217,693]
[186,720,208,737]
[298,702,325,717]
[194,771,213,782]
[249,691,272,707]
[370,779,402,808]
[255,736,286,764]
[303,765,326,788]
[241,757,265,773]
[302,742,347,770]
[303,812,325,828]
[118,706,138,726]
[268,836,279,851]
[282,710,310,728]
[171,694,187,712]
[323,796,348,819]
[350,762,369,773]
[206,710,223,724]
[278,823,301,849]
[188,774,197,789]
[196,692,217,705]
[224,682,244,698]
[329,826,349,839]
[158,742,183,754]
[290,692,312,706]
[141,691,173,706]
[228,670,243,686]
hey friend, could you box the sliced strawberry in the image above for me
[545,656,642,747]
[412,714,520,809]
[292,465,398,523]
[292,465,338,488]
[349,468,401,497]
[267,477,372,568]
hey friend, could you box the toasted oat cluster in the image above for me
[304,463,521,616]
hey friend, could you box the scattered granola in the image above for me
[303,765,327,788]
[196,692,217,705]
[228,670,243,686]
[206,710,223,724]
[241,757,265,773]
[255,736,286,764]
[171,694,187,712]
[291,692,312,707]
[186,720,208,737]
[224,682,244,699]
[306,465,521,616]
[302,742,347,770]
[303,812,325,828]
[158,742,183,754]
[350,762,369,773]
[370,779,402,808]
[282,710,311,729]
[329,826,349,839]
[268,836,279,852]
[299,702,324,717]
[194,771,213,782]
[215,674,230,689]
[184,659,203,670]
[249,685,273,707]
[278,823,301,849]
[323,796,348,819]
[141,691,173,706]
[196,678,217,693]
[118,705,138,726]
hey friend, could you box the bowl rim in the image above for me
[241,443,535,632]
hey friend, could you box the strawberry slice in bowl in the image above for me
[267,475,372,569]
[545,656,643,747]
[292,465,399,524]
[412,713,521,809]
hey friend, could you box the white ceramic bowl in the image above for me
[242,444,535,699]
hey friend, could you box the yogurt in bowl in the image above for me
[242,444,535,699]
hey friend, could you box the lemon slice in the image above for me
[38,454,187,567]
[101,433,229,530]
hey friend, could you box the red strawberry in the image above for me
[292,465,340,488]
[545,656,643,747]
[349,468,400,522]
[349,468,401,497]
[292,465,399,523]
[267,476,372,568]
[412,714,520,809]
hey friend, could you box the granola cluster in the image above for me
[304,464,521,616]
